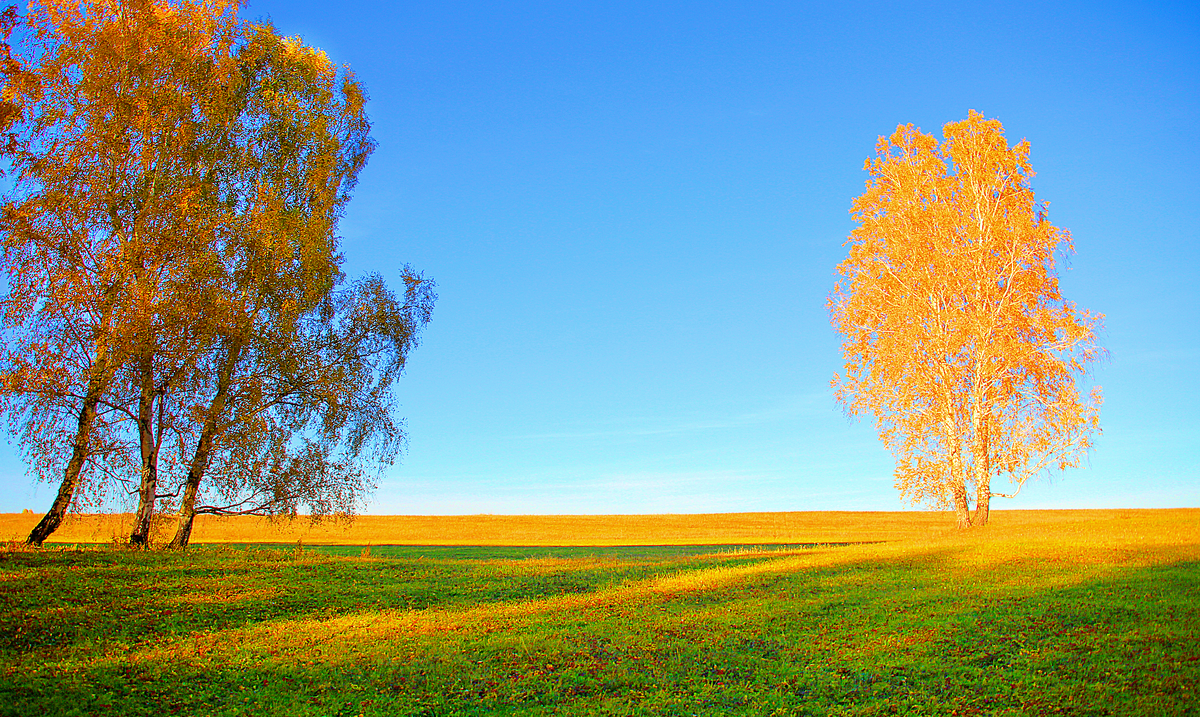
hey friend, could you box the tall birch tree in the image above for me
[0,0,243,545]
[2,1,433,546]
[166,25,434,547]
[829,111,1104,527]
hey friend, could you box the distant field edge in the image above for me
[3,508,1196,547]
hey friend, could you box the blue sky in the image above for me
[2,0,1197,514]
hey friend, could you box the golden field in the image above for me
[3,507,1195,546]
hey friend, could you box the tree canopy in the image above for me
[0,0,434,546]
[829,110,1104,527]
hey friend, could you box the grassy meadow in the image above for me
[1,510,1197,716]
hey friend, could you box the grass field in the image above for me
[1,509,1197,715]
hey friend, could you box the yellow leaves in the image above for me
[2,0,385,535]
[279,35,333,79]
[830,112,1104,520]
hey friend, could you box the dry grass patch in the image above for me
[14,508,1184,546]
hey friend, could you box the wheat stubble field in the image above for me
[1,510,1197,716]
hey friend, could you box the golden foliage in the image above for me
[1,0,248,544]
[1,1,431,548]
[830,111,1105,527]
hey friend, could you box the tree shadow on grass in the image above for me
[0,545,806,660]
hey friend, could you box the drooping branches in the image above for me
[1,0,245,545]
[0,1,434,547]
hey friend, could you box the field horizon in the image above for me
[3,507,1196,547]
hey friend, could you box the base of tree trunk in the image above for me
[973,479,991,526]
[26,512,62,547]
[169,512,196,549]
[27,473,79,546]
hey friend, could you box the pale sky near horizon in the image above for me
[1,0,1197,514]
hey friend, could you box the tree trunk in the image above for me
[940,410,969,527]
[27,394,101,546]
[26,343,114,547]
[946,422,971,529]
[169,475,201,549]
[951,481,972,529]
[170,339,242,549]
[169,426,213,549]
[973,484,991,527]
[129,357,159,547]
[168,396,218,550]
[971,415,991,527]
[973,457,991,527]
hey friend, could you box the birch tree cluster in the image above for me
[0,0,434,547]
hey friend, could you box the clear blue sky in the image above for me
[2,0,1197,514]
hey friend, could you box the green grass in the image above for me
[142,543,847,560]
[1,530,1197,716]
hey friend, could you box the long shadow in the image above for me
[0,544,815,659]
[643,545,1200,716]
[296,542,852,560]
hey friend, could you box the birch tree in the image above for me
[165,25,434,546]
[829,111,1104,527]
[1,0,243,545]
[2,2,433,546]
[169,270,435,547]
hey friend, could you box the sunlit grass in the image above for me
[1,509,1197,715]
